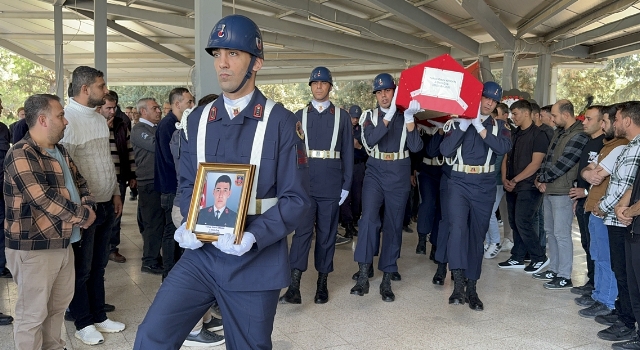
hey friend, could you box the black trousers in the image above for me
[139,183,164,267]
[576,198,594,285]
[625,231,640,334]
[608,225,636,329]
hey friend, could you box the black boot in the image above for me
[465,279,484,311]
[314,273,329,304]
[348,223,358,237]
[380,272,395,302]
[279,269,302,304]
[352,264,374,280]
[449,269,465,305]
[350,263,370,296]
[432,262,447,285]
[429,244,437,262]
[416,234,427,255]
[343,227,353,239]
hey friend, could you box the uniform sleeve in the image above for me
[362,111,389,147]
[247,112,311,250]
[340,110,354,191]
[131,125,156,152]
[439,122,466,158]
[406,126,423,153]
[426,132,444,158]
[178,125,197,220]
[481,119,512,156]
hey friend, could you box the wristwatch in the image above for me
[584,189,589,196]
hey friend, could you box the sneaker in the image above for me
[130,195,137,201]
[402,225,413,233]
[141,264,163,275]
[94,318,125,333]
[0,268,12,278]
[597,321,636,341]
[524,257,549,274]
[571,283,595,295]
[612,335,640,349]
[579,301,613,318]
[595,310,619,326]
[574,294,595,307]
[203,316,223,331]
[543,277,572,290]
[497,258,524,269]
[75,325,104,345]
[335,233,352,246]
[183,329,225,347]
[532,270,556,281]
[483,243,501,259]
[500,238,514,252]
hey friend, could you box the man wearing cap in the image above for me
[339,105,367,239]
[134,14,311,350]
[351,73,423,302]
[279,67,353,305]
[439,81,512,311]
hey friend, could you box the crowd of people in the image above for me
[2,13,640,350]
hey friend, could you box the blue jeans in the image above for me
[69,200,115,330]
[485,185,504,245]
[588,214,617,309]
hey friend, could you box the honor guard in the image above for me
[339,105,367,239]
[280,67,354,305]
[415,123,444,260]
[134,15,311,350]
[351,73,423,302]
[439,81,512,311]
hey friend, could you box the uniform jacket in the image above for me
[4,134,95,250]
[198,205,237,227]
[179,89,311,291]
[294,103,353,198]
[155,111,179,194]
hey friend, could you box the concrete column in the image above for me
[54,4,65,102]
[94,0,107,80]
[195,0,222,99]
[534,53,552,105]
[479,55,493,82]
[549,66,559,105]
[511,58,518,90]
[501,50,514,90]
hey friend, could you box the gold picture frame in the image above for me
[185,163,255,244]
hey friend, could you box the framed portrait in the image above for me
[185,163,255,243]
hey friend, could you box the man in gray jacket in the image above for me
[131,98,164,275]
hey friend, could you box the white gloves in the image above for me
[339,189,349,206]
[455,118,472,132]
[174,223,203,250]
[383,88,399,122]
[430,120,445,129]
[403,100,421,124]
[472,117,485,133]
[213,232,256,256]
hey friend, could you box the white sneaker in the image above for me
[501,238,514,252]
[94,318,126,333]
[483,243,489,252]
[75,325,104,345]
[483,243,501,259]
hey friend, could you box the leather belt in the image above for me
[307,150,341,159]
[451,164,495,174]
[372,150,409,161]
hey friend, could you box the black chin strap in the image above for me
[230,56,257,94]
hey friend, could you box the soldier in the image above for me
[339,105,367,239]
[351,73,423,302]
[279,67,353,305]
[134,14,311,349]
[439,81,512,311]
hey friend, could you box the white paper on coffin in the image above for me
[410,67,468,111]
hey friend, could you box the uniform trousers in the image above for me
[355,169,410,272]
[7,248,74,350]
[446,174,496,280]
[588,214,617,309]
[133,247,280,350]
[290,196,340,273]
[543,194,574,279]
[417,170,441,245]
[434,173,451,264]
[608,225,636,329]
[340,161,365,224]
[625,233,640,336]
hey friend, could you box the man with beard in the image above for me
[61,66,125,345]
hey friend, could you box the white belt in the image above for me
[250,198,278,215]
[451,164,495,174]
[307,150,341,159]
[372,150,409,161]
[423,157,443,166]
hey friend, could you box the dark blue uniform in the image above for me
[354,108,423,272]
[134,89,311,350]
[427,132,453,265]
[439,117,511,280]
[340,123,368,225]
[416,129,443,248]
[289,103,353,274]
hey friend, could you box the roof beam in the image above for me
[459,0,515,50]
[87,59,370,69]
[0,38,69,75]
[66,1,194,28]
[0,33,195,44]
[257,0,446,57]
[544,0,638,42]
[549,12,640,53]
[72,9,194,66]
[589,33,640,55]
[591,42,640,59]
[368,0,479,54]
[517,0,578,38]
[0,11,79,19]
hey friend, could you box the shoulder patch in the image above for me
[208,106,217,122]
[330,107,335,114]
[296,144,308,169]
[296,121,305,140]
[253,104,263,118]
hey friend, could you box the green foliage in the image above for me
[109,85,182,108]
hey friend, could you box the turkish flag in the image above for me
[397,54,483,120]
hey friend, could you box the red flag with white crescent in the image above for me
[200,182,206,209]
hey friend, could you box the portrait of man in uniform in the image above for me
[196,174,240,235]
